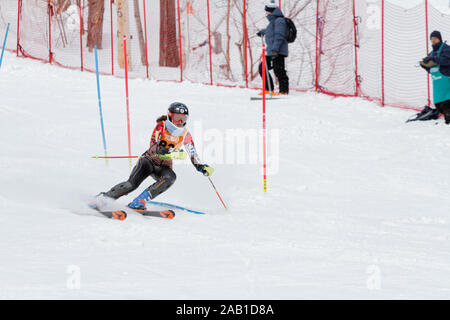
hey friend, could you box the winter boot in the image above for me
[444,111,450,124]
[258,90,278,96]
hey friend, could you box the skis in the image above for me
[96,210,127,221]
[405,106,440,123]
[131,209,175,219]
[250,96,281,101]
[93,208,175,221]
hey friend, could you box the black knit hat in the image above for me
[265,3,277,12]
[430,30,442,42]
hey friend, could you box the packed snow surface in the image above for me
[1,51,450,299]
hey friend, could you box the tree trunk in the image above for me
[86,0,105,52]
[159,0,179,67]
[117,0,132,70]
[224,0,231,80]
[133,0,147,66]
[55,0,71,14]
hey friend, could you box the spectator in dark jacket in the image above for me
[420,31,450,123]
[421,31,450,76]
[256,3,289,95]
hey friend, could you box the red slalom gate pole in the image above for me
[123,36,132,169]
[261,42,267,193]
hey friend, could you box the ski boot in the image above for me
[128,189,152,210]
[88,192,113,211]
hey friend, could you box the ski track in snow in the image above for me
[1,51,450,299]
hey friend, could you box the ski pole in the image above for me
[206,176,228,210]
[0,23,10,70]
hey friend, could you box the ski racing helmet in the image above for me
[168,102,189,128]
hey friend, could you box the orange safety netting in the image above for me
[1,0,449,110]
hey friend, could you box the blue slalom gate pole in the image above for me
[149,200,206,215]
[94,45,109,165]
[0,23,10,70]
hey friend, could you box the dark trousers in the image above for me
[105,156,176,200]
[258,55,289,93]
[435,100,450,124]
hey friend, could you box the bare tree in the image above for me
[159,0,179,67]
[86,0,105,52]
[133,0,147,66]
[117,0,132,70]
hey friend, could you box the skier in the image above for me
[417,30,450,123]
[91,102,214,211]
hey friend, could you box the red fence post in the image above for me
[315,0,319,92]
[48,0,53,64]
[78,0,84,71]
[143,0,149,79]
[176,0,183,82]
[206,0,213,85]
[16,0,21,56]
[110,0,114,75]
[381,0,385,106]
[243,0,248,88]
[425,0,431,106]
[352,0,359,96]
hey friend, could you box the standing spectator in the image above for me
[419,31,450,124]
[256,2,290,95]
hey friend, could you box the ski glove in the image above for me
[195,164,214,177]
[157,145,170,155]
[420,56,438,68]
[155,150,187,161]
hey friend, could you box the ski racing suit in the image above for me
[104,119,204,200]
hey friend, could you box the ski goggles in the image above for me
[169,112,188,123]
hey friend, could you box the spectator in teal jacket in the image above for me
[420,31,450,124]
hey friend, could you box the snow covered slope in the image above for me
[1,52,450,299]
